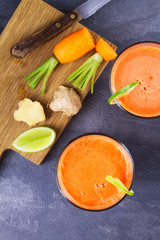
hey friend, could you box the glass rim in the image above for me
[109,41,160,119]
[55,133,135,212]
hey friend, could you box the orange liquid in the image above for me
[111,42,160,117]
[57,135,133,210]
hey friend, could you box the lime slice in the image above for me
[12,127,56,153]
[106,175,134,196]
[108,81,140,105]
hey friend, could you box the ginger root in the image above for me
[14,98,45,126]
[49,86,82,116]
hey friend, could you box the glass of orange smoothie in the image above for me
[57,135,134,211]
[110,42,160,117]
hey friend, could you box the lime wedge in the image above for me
[12,127,56,153]
[108,81,140,105]
[106,175,134,196]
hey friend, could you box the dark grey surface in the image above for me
[0,0,160,239]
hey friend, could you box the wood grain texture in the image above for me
[0,0,116,165]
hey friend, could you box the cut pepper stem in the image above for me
[24,56,59,94]
[67,53,103,93]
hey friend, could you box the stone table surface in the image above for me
[0,0,160,239]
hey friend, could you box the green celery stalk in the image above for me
[72,62,93,87]
[67,57,93,81]
[41,60,58,94]
[67,53,103,93]
[24,56,59,94]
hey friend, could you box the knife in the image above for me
[11,0,112,59]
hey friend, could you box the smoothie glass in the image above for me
[57,134,134,211]
[110,42,160,118]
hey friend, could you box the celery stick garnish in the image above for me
[67,53,103,93]
[24,56,59,94]
[106,175,134,196]
[108,81,141,105]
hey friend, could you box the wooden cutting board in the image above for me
[0,0,116,165]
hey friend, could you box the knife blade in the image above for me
[11,0,112,58]
[76,0,111,19]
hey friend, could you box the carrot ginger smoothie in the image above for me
[111,42,160,117]
[57,135,133,210]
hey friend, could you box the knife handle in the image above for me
[10,10,82,59]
